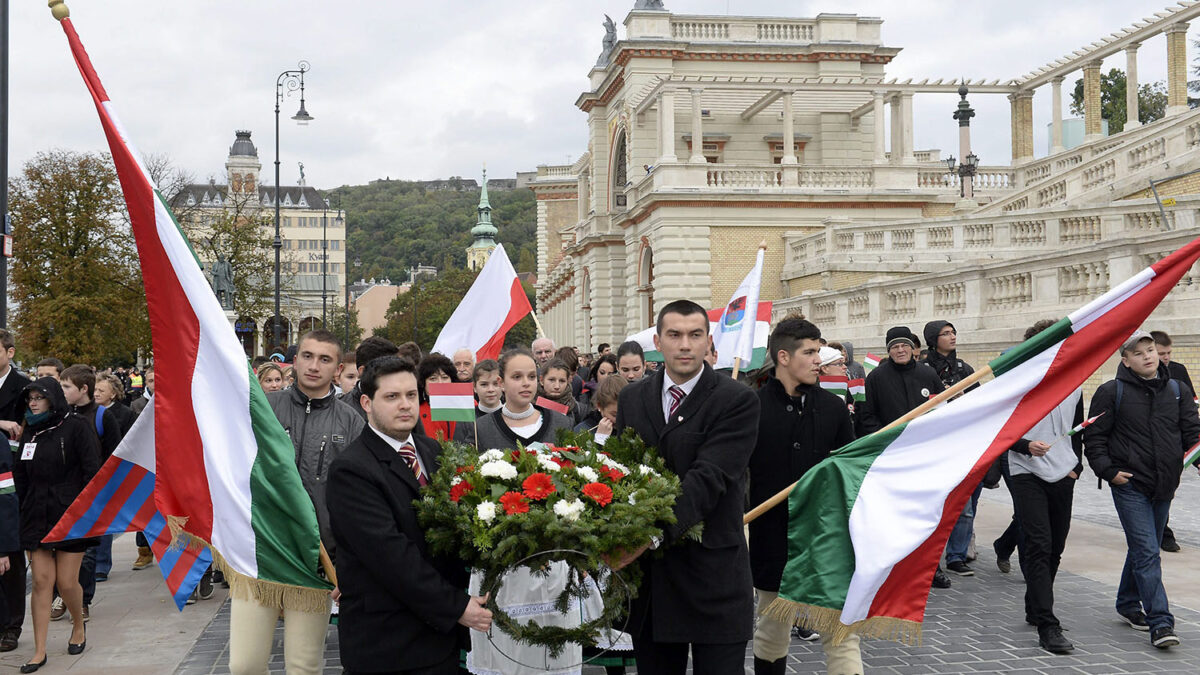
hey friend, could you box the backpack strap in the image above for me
[1169,378,1181,401]
[94,404,106,438]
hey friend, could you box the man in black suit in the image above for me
[0,329,31,653]
[613,299,760,674]
[327,356,491,675]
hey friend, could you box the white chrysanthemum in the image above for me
[536,454,561,472]
[480,460,518,480]
[638,465,658,477]
[451,476,462,486]
[576,466,599,483]
[553,498,585,522]
[477,501,497,523]
[480,449,506,462]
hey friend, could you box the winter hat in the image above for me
[818,346,844,367]
[885,326,920,350]
[1121,329,1154,354]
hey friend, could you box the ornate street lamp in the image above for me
[945,85,978,201]
[272,61,313,353]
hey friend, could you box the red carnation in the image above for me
[602,466,625,483]
[582,482,614,507]
[456,465,475,474]
[499,491,530,515]
[550,456,575,470]
[522,472,556,501]
[450,481,473,503]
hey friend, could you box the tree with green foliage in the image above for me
[1070,68,1168,133]
[377,267,537,354]
[329,181,537,284]
[328,301,364,350]
[9,150,151,365]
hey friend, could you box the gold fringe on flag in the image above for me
[165,515,333,614]
[763,596,923,647]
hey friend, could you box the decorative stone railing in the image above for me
[774,227,1200,348]
[781,195,1200,277]
[536,164,575,179]
[988,107,1200,214]
[668,16,817,43]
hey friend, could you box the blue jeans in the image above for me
[946,482,983,564]
[1111,482,1173,631]
[94,534,113,576]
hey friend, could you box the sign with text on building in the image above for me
[3,235,12,258]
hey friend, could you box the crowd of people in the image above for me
[0,303,1197,674]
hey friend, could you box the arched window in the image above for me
[638,244,654,329]
[611,131,628,209]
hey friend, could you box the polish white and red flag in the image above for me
[433,244,532,362]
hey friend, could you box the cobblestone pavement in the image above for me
[176,471,1200,674]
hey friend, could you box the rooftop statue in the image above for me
[634,0,665,9]
[597,15,617,67]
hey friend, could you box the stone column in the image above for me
[890,96,902,165]
[900,93,915,164]
[1082,60,1103,139]
[659,89,677,163]
[689,88,706,164]
[781,91,798,164]
[1167,23,1190,116]
[872,90,887,164]
[1008,91,1035,163]
[1050,76,1065,153]
[1125,43,1141,129]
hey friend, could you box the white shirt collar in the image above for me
[0,365,10,392]
[368,423,414,453]
[662,367,704,422]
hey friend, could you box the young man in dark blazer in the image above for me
[327,356,491,675]
[0,329,30,653]
[613,299,760,674]
[748,316,862,675]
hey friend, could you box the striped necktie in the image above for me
[398,442,428,486]
[668,385,686,418]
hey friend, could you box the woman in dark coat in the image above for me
[12,377,100,671]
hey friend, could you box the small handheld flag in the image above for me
[819,376,849,397]
[536,397,570,416]
[849,379,866,402]
[428,382,477,422]
[1067,412,1104,437]
[1184,440,1200,468]
[863,354,881,373]
[0,471,13,495]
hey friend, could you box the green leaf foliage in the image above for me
[1069,68,1168,133]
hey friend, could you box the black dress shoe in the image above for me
[1039,625,1073,654]
[20,656,47,673]
[0,627,19,652]
[68,626,86,655]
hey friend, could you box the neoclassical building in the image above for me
[171,130,347,355]
[534,1,1200,375]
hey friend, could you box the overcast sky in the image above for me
[7,0,1190,188]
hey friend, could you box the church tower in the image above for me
[225,130,262,196]
[466,167,498,271]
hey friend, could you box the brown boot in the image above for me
[132,546,155,570]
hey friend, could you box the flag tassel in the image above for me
[762,597,922,647]
[166,514,333,613]
[743,365,995,525]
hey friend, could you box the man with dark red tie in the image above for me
[328,356,491,674]
[614,300,761,675]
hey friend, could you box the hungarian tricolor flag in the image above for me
[1067,412,1103,436]
[432,243,532,362]
[863,354,881,373]
[819,376,849,397]
[428,382,477,422]
[848,379,866,403]
[1185,440,1200,468]
[767,234,1200,645]
[59,11,331,610]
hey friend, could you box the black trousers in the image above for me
[342,648,459,675]
[0,551,25,632]
[632,638,746,675]
[1009,473,1074,628]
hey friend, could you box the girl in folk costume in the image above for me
[12,378,101,672]
[468,348,580,675]
[417,353,459,442]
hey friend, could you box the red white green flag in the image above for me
[819,376,849,397]
[863,353,881,373]
[428,382,477,422]
[1185,440,1200,468]
[768,235,1200,645]
[58,11,330,610]
[1067,412,1104,437]
[848,379,866,403]
[0,471,13,495]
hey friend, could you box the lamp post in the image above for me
[321,203,328,327]
[345,255,360,348]
[272,60,313,353]
[945,85,978,202]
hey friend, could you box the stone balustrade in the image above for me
[781,195,1200,278]
[668,16,819,43]
[774,227,1200,349]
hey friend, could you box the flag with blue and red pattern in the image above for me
[44,403,212,609]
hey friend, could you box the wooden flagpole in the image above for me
[731,357,743,380]
[742,364,994,525]
[319,542,338,587]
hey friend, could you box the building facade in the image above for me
[534,1,1200,379]
[171,130,347,355]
